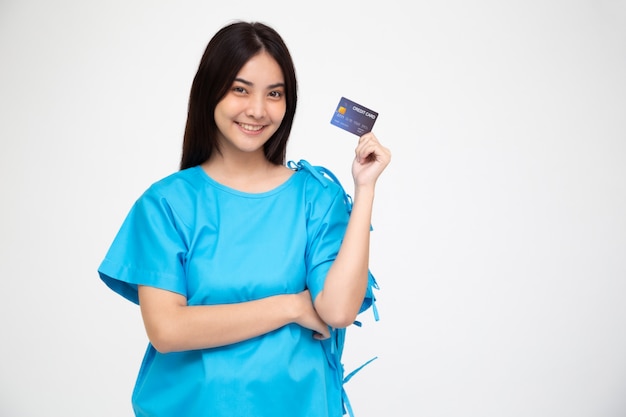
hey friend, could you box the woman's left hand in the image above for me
[352,132,391,187]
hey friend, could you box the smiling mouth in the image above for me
[237,122,264,132]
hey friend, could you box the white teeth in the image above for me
[239,123,263,131]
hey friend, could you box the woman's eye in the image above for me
[269,91,283,98]
[233,86,246,94]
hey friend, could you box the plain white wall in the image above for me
[1,0,625,416]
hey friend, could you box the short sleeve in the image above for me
[305,184,350,302]
[98,187,189,304]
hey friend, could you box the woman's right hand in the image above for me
[292,290,331,340]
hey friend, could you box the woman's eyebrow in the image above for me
[234,77,253,86]
[234,78,285,89]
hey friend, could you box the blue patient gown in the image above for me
[98,160,377,417]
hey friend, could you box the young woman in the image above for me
[98,20,391,417]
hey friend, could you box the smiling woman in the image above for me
[210,51,288,171]
[97,20,391,417]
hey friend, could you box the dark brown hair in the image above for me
[180,21,298,170]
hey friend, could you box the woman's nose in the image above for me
[245,96,266,119]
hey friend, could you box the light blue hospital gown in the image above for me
[98,160,378,417]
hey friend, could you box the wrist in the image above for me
[353,185,375,203]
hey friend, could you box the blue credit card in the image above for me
[330,97,378,136]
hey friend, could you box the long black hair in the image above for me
[180,21,298,170]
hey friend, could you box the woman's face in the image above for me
[214,51,287,158]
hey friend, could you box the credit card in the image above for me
[330,97,378,136]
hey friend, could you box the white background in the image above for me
[1,1,625,416]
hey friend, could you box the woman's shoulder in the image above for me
[146,166,204,193]
[289,159,352,212]
[290,160,344,190]
[132,166,208,211]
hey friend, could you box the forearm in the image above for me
[139,286,298,353]
[315,185,375,328]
